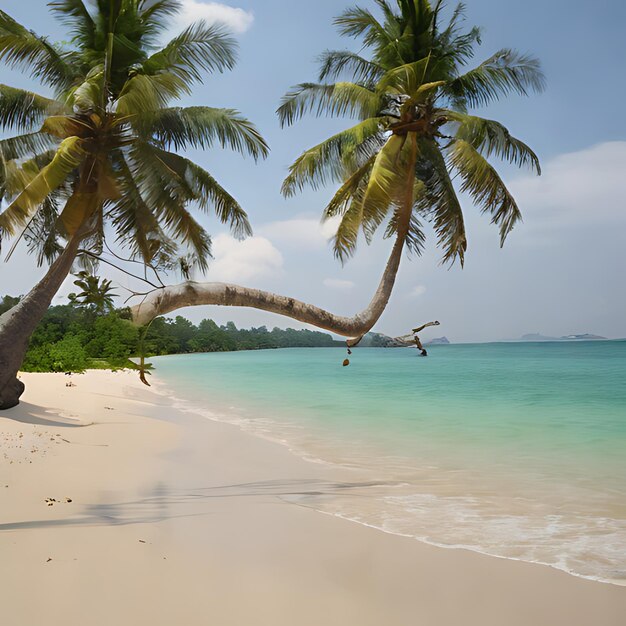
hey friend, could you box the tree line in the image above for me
[0,295,342,373]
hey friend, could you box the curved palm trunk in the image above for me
[0,222,408,411]
[0,192,414,408]
[131,138,420,345]
[131,219,409,345]
[0,232,83,409]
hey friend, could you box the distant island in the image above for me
[426,337,451,345]
[359,333,403,347]
[520,333,607,342]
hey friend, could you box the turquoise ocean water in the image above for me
[152,341,626,584]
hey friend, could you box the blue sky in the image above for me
[1,0,625,341]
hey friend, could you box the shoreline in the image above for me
[1,370,625,625]
[148,357,626,589]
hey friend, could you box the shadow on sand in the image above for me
[0,478,397,532]
[1,401,93,428]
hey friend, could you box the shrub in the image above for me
[48,336,88,372]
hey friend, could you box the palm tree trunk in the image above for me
[0,232,83,409]
[131,218,410,344]
[130,140,419,345]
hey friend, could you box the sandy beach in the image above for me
[1,370,624,626]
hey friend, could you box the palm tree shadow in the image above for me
[1,401,92,428]
[0,479,400,532]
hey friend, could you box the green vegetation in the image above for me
[0,294,342,373]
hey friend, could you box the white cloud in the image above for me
[208,233,283,283]
[169,1,254,36]
[323,278,355,290]
[320,216,341,239]
[258,216,341,249]
[408,285,427,298]
[510,141,626,226]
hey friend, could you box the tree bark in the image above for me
[0,231,84,409]
[130,218,409,345]
[392,321,442,344]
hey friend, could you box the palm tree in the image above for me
[278,0,544,265]
[70,271,117,313]
[0,0,268,408]
[129,0,543,340]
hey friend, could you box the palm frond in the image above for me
[334,6,395,50]
[143,21,237,85]
[282,118,385,196]
[161,202,212,272]
[359,133,407,241]
[332,198,364,262]
[450,138,522,245]
[0,136,84,236]
[58,189,101,235]
[445,49,545,108]
[416,139,467,266]
[48,0,95,48]
[42,115,95,139]
[0,10,74,90]
[384,178,427,256]
[1,149,57,200]
[139,0,183,43]
[277,82,383,127]
[140,106,269,160]
[0,132,58,162]
[406,209,427,256]
[376,56,433,94]
[435,3,481,67]
[373,0,398,22]
[322,155,376,220]
[110,153,166,264]
[126,141,213,267]
[150,148,252,238]
[116,72,189,115]
[317,50,384,85]
[65,66,104,113]
[448,111,541,173]
[140,0,183,19]
[126,140,188,213]
[0,84,63,131]
[23,192,64,265]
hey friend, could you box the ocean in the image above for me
[151,341,626,584]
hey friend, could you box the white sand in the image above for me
[1,370,624,626]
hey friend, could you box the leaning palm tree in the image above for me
[0,0,268,408]
[129,0,543,341]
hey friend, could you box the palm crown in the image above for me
[70,270,117,313]
[278,0,545,265]
[0,0,268,272]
